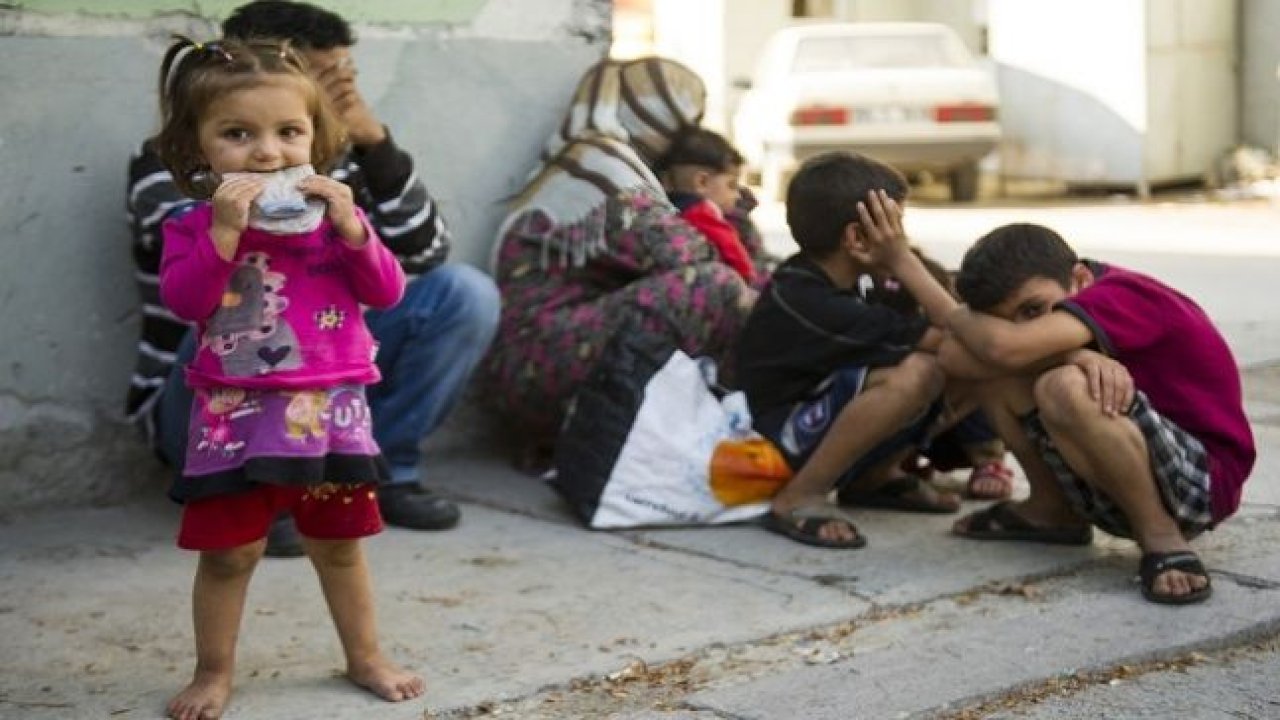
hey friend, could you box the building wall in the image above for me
[1242,0,1280,152]
[0,1,610,510]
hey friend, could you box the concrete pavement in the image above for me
[1,363,1278,719]
[4,195,1279,719]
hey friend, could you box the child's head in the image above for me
[956,223,1091,321]
[223,0,356,79]
[155,36,344,198]
[658,128,744,214]
[223,1,355,51]
[786,151,908,261]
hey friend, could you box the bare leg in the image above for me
[773,352,943,542]
[964,439,1006,465]
[303,537,425,702]
[1034,367,1207,600]
[167,541,264,720]
[953,374,1088,532]
[939,380,1011,497]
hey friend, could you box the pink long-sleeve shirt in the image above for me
[160,204,405,390]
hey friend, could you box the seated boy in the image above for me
[736,151,964,549]
[659,127,757,283]
[940,223,1256,604]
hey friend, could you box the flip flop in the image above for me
[760,502,867,549]
[1138,550,1212,605]
[838,475,961,514]
[953,501,1093,546]
[966,461,1015,500]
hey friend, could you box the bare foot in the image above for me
[966,461,1014,500]
[1140,535,1211,603]
[167,669,232,720]
[348,655,425,702]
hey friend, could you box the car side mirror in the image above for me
[732,77,753,90]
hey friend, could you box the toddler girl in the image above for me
[153,36,423,719]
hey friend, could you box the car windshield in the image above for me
[791,33,964,72]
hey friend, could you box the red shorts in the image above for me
[178,483,383,551]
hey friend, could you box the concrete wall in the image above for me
[1242,0,1280,152]
[0,1,610,511]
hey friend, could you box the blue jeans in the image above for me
[156,264,500,484]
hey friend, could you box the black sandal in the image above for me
[953,502,1093,546]
[761,503,868,549]
[1138,550,1212,605]
[838,475,960,514]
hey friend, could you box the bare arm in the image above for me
[938,332,1005,379]
[852,190,958,326]
[946,306,1094,371]
[916,326,945,353]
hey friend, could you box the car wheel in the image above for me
[949,162,980,202]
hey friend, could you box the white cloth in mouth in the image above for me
[224,164,326,235]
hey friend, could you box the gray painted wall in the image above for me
[0,2,609,510]
[1242,0,1280,152]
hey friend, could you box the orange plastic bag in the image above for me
[708,437,793,506]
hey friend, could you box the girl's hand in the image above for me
[299,175,366,247]
[209,175,265,261]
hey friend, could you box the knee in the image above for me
[883,352,944,403]
[305,538,362,570]
[1034,366,1093,426]
[200,544,262,579]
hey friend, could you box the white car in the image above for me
[732,22,1001,202]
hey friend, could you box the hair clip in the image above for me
[203,41,235,64]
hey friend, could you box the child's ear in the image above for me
[842,221,871,261]
[1070,262,1094,291]
[692,169,715,194]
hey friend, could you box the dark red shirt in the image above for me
[1058,263,1255,521]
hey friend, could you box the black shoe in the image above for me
[264,514,305,558]
[378,483,461,531]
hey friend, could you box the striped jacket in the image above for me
[124,130,450,442]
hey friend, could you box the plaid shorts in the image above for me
[1021,390,1214,539]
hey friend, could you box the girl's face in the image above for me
[197,76,315,176]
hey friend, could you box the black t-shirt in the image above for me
[735,254,930,417]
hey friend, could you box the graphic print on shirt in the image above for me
[203,251,303,376]
[194,387,261,457]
